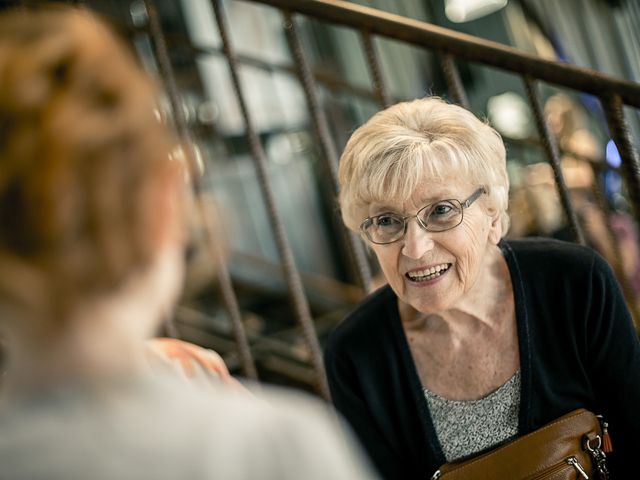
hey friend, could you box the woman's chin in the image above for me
[402,286,460,316]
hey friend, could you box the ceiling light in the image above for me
[445,0,508,23]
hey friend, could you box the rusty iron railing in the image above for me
[143,0,258,380]
[282,12,373,292]
[236,0,640,330]
[138,0,640,394]
[210,0,330,399]
[243,0,640,229]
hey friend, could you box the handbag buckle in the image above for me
[583,434,609,480]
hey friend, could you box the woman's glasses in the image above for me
[360,187,487,245]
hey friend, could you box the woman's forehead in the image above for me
[369,178,475,211]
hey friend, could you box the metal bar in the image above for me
[106,28,385,104]
[282,12,339,182]
[242,0,640,108]
[143,0,258,380]
[211,0,330,399]
[143,0,184,341]
[360,31,392,108]
[190,40,380,101]
[143,0,190,158]
[204,208,260,380]
[439,53,469,109]
[282,11,373,292]
[523,76,586,245]
[601,94,640,227]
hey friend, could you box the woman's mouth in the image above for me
[405,263,451,282]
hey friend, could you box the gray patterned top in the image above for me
[424,370,521,462]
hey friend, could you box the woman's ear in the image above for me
[487,210,502,245]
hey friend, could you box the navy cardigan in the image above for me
[325,239,640,479]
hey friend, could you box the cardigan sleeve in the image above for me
[324,344,405,480]
[585,253,640,477]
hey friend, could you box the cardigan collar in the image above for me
[386,239,532,472]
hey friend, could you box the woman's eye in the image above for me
[375,215,401,228]
[432,203,453,216]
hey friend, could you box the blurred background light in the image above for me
[445,0,508,23]
[606,139,622,168]
[487,91,532,139]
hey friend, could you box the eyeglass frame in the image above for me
[359,186,487,245]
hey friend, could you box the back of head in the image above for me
[0,7,177,330]
[338,97,510,235]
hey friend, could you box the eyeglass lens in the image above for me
[364,200,463,244]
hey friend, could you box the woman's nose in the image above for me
[400,219,435,259]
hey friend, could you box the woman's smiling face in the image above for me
[368,178,502,315]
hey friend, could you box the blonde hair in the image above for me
[338,97,510,235]
[0,7,178,323]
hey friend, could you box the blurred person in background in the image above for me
[545,93,640,317]
[326,97,640,479]
[0,7,375,480]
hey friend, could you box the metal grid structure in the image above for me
[11,0,640,398]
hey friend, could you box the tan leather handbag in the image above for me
[430,409,610,479]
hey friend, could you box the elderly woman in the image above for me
[325,97,640,479]
[0,7,374,480]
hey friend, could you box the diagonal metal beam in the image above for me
[144,0,258,380]
[211,0,330,399]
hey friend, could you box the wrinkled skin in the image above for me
[367,178,503,319]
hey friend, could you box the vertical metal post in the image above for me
[211,0,330,399]
[203,211,260,381]
[143,0,189,155]
[523,76,586,245]
[360,31,391,108]
[601,94,640,227]
[282,11,373,293]
[144,0,258,380]
[439,53,469,109]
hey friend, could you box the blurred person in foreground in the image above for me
[0,7,375,480]
[325,97,640,479]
